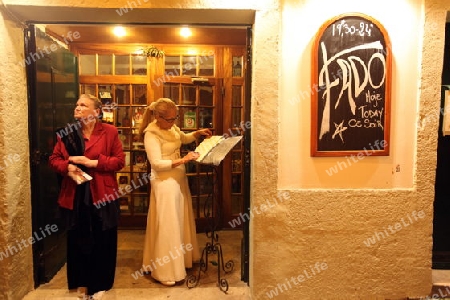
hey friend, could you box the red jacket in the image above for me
[49,121,125,209]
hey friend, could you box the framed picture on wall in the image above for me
[117,173,130,191]
[311,13,391,157]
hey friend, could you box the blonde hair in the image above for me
[139,98,178,136]
[79,94,102,110]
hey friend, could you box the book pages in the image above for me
[195,136,243,165]
[194,135,225,161]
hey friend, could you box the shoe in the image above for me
[77,287,87,299]
[159,281,176,286]
[92,291,105,299]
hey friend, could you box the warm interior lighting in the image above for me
[180,27,192,38]
[113,26,126,37]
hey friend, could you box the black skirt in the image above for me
[62,182,120,295]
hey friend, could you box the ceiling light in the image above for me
[113,26,126,37]
[180,27,192,38]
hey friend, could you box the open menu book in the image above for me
[194,135,243,165]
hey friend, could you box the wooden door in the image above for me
[26,25,78,285]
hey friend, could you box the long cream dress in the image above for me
[142,120,200,283]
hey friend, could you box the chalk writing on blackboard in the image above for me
[311,14,391,157]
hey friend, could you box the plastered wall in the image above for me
[0,0,447,299]
[279,0,422,190]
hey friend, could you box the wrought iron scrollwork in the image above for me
[186,166,234,293]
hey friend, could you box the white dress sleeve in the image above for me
[144,133,172,171]
[177,128,197,144]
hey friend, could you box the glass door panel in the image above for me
[132,84,147,105]
[199,86,213,106]
[98,54,113,75]
[199,55,214,76]
[232,56,243,77]
[118,128,132,151]
[132,55,147,75]
[133,195,148,214]
[164,54,215,78]
[80,84,96,96]
[164,56,181,75]
[199,108,214,128]
[115,55,130,75]
[163,83,180,104]
[232,85,242,106]
[115,84,130,105]
[182,56,196,76]
[79,54,96,75]
[116,107,131,128]
[181,84,196,105]
[231,195,243,215]
[98,84,113,103]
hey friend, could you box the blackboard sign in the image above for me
[311,13,391,157]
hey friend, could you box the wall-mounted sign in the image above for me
[311,13,391,157]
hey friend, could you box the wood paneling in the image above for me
[46,25,247,46]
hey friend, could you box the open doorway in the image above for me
[434,21,450,270]
[25,12,252,288]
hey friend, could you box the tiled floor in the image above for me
[21,229,450,300]
[430,270,450,299]
[433,270,450,285]
[23,230,250,300]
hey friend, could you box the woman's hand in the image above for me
[67,163,78,173]
[67,163,85,183]
[195,128,213,139]
[171,151,199,168]
[183,151,200,162]
[69,156,98,168]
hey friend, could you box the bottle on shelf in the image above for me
[184,110,196,129]
[233,60,242,77]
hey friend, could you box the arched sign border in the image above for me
[311,13,391,157]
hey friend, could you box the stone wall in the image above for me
[0,8,33,300]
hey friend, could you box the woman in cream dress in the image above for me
[139,98,212,286]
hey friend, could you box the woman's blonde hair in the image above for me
[139,98,178,136]
[78,94,103,120]
[79,94,102,110]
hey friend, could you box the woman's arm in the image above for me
[48,137,70,175]
[144,133,199,170]
[179,128,213,144]
[70,127,125,172]
[144,133,172,171]
[194,128,213,139]
[171,151,199,168]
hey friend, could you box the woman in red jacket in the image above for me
[49,94,125,299]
